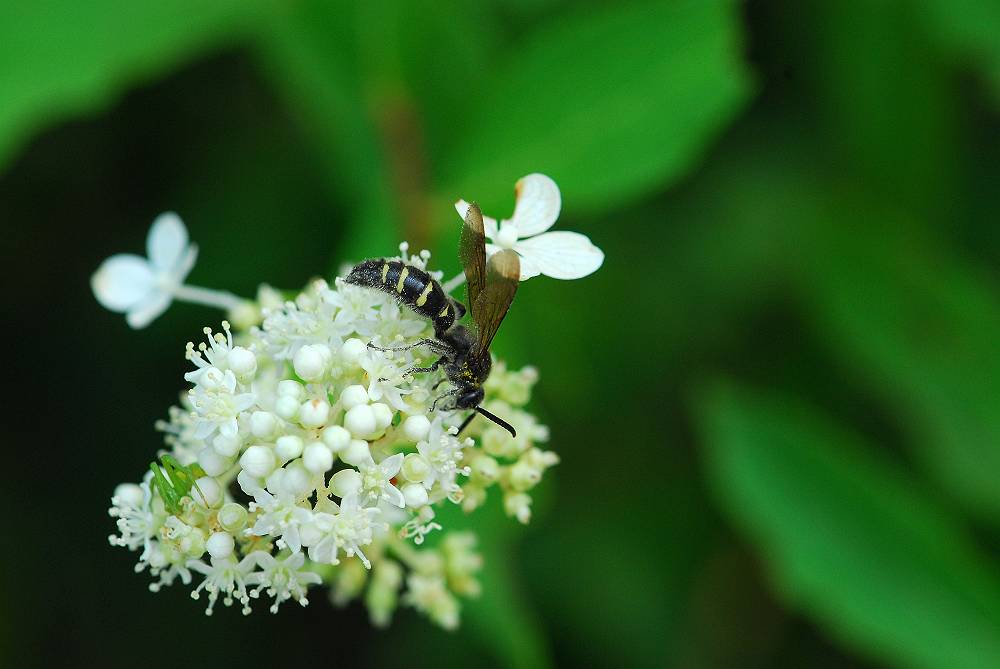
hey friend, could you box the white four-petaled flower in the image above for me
[91,212,198,328]
[455,173,604,280]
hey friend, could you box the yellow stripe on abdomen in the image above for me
[381,262,390,283]
[415,283,433,307]
[396,267,409,293]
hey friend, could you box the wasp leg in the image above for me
[379,357,445,382]
[431,388,460,412]
[457,412,477,435]
[368,339,453,356]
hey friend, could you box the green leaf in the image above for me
[252,1,398,263]
[797,213,1000,524]
[0,1,273,170]
[696,381,1000,669]
[914,0,1000,103]
[438,0,752,215]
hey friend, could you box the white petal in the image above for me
[91,254,155,311]
[126,290,172,329]
[173,243,199,285]
[147,212,190,273]
[515,252,543,281]
[385,484,405,508]
[509,173,561,237]
[514,231,604,280]
[454,199,499,239]
[381,452,404,478]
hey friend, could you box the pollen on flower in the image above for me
[104,237,559,629]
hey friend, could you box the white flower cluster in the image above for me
[98,173,601,627]
[106,248,556,627]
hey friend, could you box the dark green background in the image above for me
[4,1,1000,667]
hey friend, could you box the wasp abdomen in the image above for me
[346,259,457,334]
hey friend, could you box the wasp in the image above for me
[346,203,520,437]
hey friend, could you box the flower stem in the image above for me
[173,284,245,311]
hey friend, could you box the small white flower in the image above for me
[359,453,405,508]
[361,353,411,411]
[246,551,322,613]
[306,494,383,568]
[184,321,250,385]
[246,489,313,553]
[455,173,604,280]
[404,573,460,630]
[417,419,470,498]
[187,554,257,615]
[108,480,158,551]
[91,212,198,328]
[187,368,255,440]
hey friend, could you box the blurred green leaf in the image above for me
[914,0,1000,103]
[438,0,752,215]
[788,0,959,216]
[0,1,273,170]
[697,381,1000,669]
[797,212,1000,523]
[253,1,399,262]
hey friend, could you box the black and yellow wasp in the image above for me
[346,203,520,437]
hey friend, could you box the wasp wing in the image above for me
[471,249,520,355]
[459,202,488,317]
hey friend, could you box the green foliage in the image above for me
[697,382,1000,669]
[914,0,1000,102]
[438,0,752,216]
[797,212,1000,524]
[0,1,275,169]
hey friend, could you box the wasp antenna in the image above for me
[475,406,517,438]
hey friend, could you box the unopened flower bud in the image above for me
[340,439,371,467]
[371,403,393,431]
[341,338,366,365]
[299,398,330,428]
[228,346,257,378]
[240,445,276,478]
[282,461,313,496]
[402,483,428,508]
[294,344,331,381]
[275,435,304,460]
[113,483,144,507]
[470,455,499,484]
[330,468,362,497]
[250,411,278,439]
[504,492,532,524]
[212,433,241,458]
[303,442,334,474]
[192,476,223,508]
[402,415,430,441]
[345,404,376,437]
[198,447,232,477]
[277,379,304,400]
[321,425,351,452]
[340,384,369,409]
[206,532,234,559]
[508,461,542,492]
[275,395,300,420]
